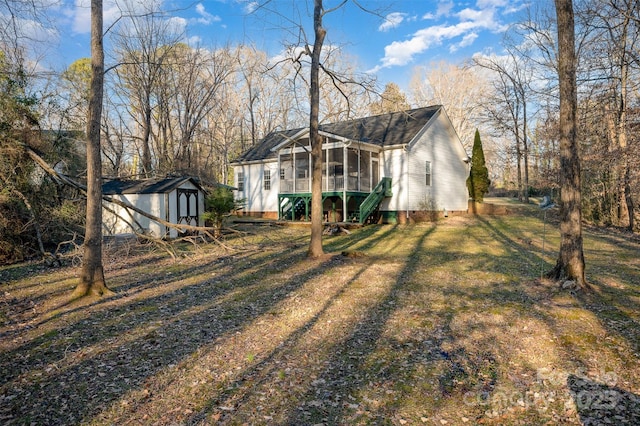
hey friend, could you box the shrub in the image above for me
[202,187,245,238]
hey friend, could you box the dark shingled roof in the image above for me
[234,105,442,163]
[102,177,202,195]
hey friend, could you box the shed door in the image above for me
[177,189,199,234]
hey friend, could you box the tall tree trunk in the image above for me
[547,0,587,288]
[308,0,326,258]
[74,0,113,298]
[624,162,634,230]
[141,101,153,177]
[618,49,633,231]
[515,129,523,201]
[522,96,530,204]
[514,101,523,201]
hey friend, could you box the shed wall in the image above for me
[103,193,166,237]
[102,180,205,238]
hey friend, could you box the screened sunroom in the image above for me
[276,134,390,223]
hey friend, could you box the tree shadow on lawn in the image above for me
[280,225,453,424]
[0,251,171,334]
[280,221,538,424]
[578,276,640,349]
[2,250,250,340]
[183,254,374,424]
[114,224,437,424]
[323,224,401,254]
[0,241,339,424]
[568,374,640,424]
[473,215,550,275]
[444,215,640,421]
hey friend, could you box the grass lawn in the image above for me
[1,198,639,425]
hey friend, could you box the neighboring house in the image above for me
[231,105,470,224]
[102,176,205,238]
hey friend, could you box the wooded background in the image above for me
[0,0,638,263]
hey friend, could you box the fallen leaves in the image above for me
[0,212,639,424]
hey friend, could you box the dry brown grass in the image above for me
[1,199,639,425]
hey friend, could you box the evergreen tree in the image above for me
[466,129,490,203]
[202,187,245,238]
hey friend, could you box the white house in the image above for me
[231,105,470,224]
[102,176,205,238]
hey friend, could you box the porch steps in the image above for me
[281,198,306,220]
[357,177,392,224]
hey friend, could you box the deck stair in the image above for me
[356,177,392,224]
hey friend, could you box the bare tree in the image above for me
[584,0,639,230]
[369,82,410,115]
[547,0,587,288]
[474,46,535,203]
[168,45,234,175]
[307,0,330,257]
[111,4,183,177]
[409,61,488,150]
[74,0,113,297]
[251,0,378,257]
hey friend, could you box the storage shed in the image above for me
[102,176,205,239]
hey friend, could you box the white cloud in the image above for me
[71,0,128,35]
[436,1,455,17]
[243,1,259,14]
[450,32,478,52]
[71,0,90,34]
[194,3,221,25]
[375,22,476,69]
[378,12,407,32]
[167,16,188,34]
[457,7,506,32]
[187,35,202,46]
[373,0,512,71]
[423,1,453,20]
[477,0,508,7]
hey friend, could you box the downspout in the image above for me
[403,144,409,222]
[308,137,312,194]
[277,153,282,219]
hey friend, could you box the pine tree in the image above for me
[466,129,490,203]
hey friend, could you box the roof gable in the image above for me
[233,105,442,163]
[102,177,203,195]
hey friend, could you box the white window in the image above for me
[264,170,271,190]
[237,171,244,191]
[425,161,431,186]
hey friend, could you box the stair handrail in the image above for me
[358,177,392,224]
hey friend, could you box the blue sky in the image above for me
[43,0,529,86]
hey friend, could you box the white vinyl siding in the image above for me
[405,111,468,212]
[234,161,279,214]
[380,109,468,213]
